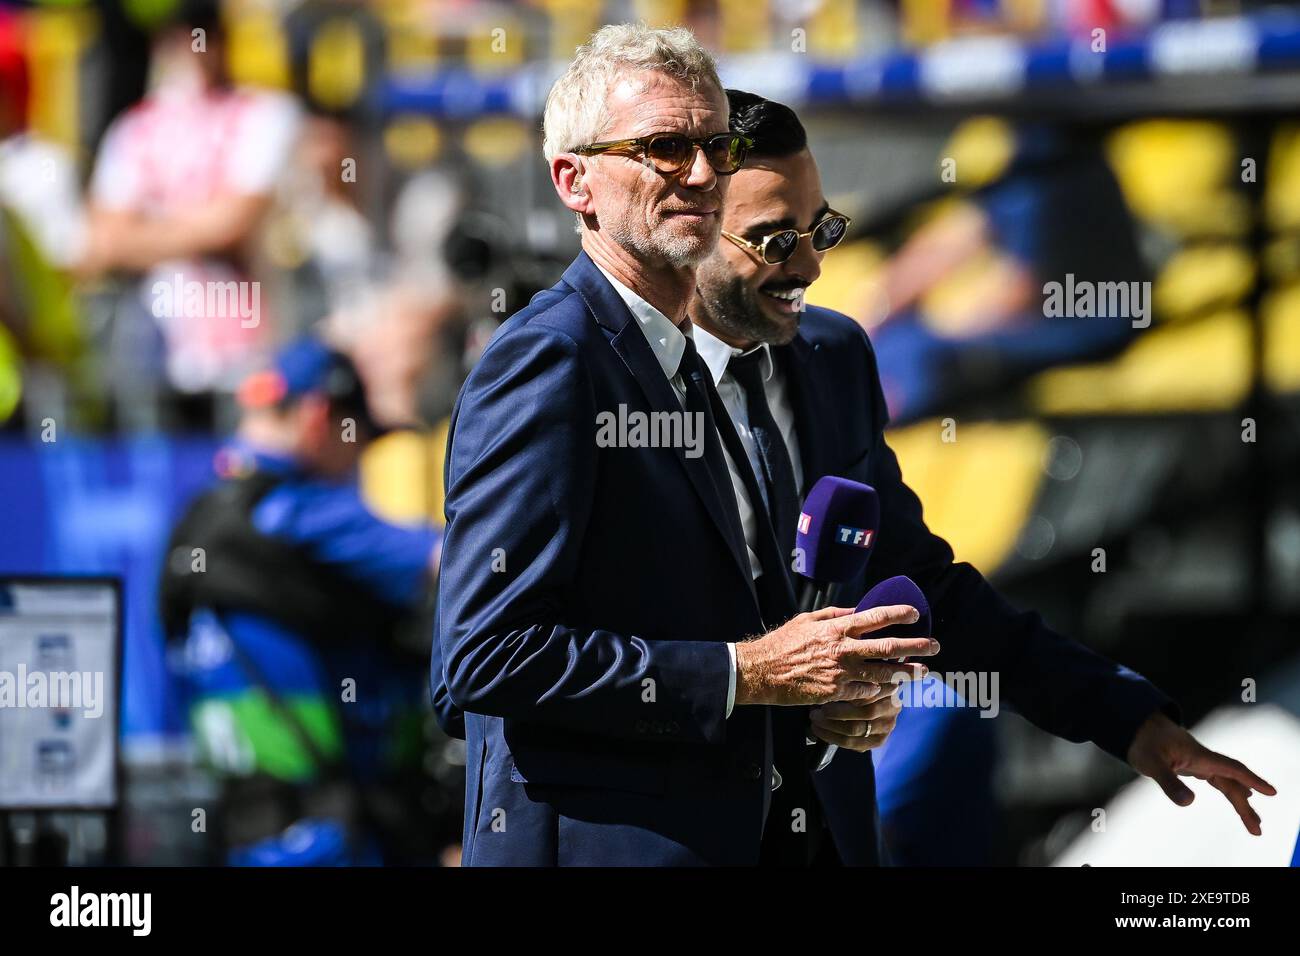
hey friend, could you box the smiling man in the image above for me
[688,89,1276,866]
[432,27,935,867]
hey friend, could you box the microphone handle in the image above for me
[797,580,830,615]
[798,579,836,770]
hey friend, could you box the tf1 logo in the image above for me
[836,525,874,548]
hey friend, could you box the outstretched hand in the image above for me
[1126,712,1277,836]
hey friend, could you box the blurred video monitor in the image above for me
[0,578,120,809]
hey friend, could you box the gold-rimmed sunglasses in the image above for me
[573,132,754,176]
[722,212,853,265]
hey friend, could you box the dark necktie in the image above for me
[727,350,826,865]
[677,336,751,578]
[728,349,801,576]
[706,345,826,864]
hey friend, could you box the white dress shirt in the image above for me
[594,263,754,719]
[693,323,832,772]
[691,324,805,579]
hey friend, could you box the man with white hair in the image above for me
[432,24,935,866]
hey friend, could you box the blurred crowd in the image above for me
[3,0,1296,441]
[0,1,484,445]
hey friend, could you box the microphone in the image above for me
[811,575,931,771]
[854,574,932,674]
[793,477,880,773]
[793,476,880,614]
[854,575,931,639]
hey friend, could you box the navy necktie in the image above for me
[678,336,750,576]
[728,350,828,865]
[728,349,800,575]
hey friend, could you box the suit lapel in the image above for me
[561,253,756,592]
[706,382,796,616]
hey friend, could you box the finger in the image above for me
[1209,776,1263,836]
[831,683,896,707]
[1194,751,1277,797]
[832,680,883,703]
[865,716,896,740]
[866,681,903,704]
[840,605,920,638]
[851,636,941,660]
[807,605,857,622]
[813,696,902,723]
[810,713,869,738]
[859,662,928,685]
[856,688,899,708]
[1152,768,1195,807]
[810,724,877,752]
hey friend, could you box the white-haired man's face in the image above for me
[559,71,730,270]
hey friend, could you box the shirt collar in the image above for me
[594,261,687,381]
[216,439,302,479]
[691,322,774,388]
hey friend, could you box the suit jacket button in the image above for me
[746,762,763,780]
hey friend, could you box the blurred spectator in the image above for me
[272,110,376,332]
[864,122,1147,422]
[338,283,460,430]
[0,7,86,425]
[0,11,84,273]
[79,0,301,411]
[157,336,452,865]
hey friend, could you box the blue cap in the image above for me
[274,337,341,399]
[238,337,371,421]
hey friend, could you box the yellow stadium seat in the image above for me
[1028,311,1252,415]
[359,417,450,528]
[887,418,1047,570]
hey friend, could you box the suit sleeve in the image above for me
[853,326,1179,762]
[429,601,465,739]
[434,322,731,745]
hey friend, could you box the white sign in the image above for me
[0,581,119,808]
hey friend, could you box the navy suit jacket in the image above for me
[772,304,1175,865]
[434,251,778,866]
[433,253,1174,866]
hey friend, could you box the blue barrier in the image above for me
[0,435,221,744]
[378,12,1300,118]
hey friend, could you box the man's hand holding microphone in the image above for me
[735,476,935,756]
[733,604,938,751]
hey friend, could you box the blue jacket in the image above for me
[433,252,1173,866]
[435,252,773,865]
[768,302,1174,865]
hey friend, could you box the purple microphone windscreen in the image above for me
[855,575,931,638]
[795,476,880,584]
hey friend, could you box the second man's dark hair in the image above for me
[726,89,807,159]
